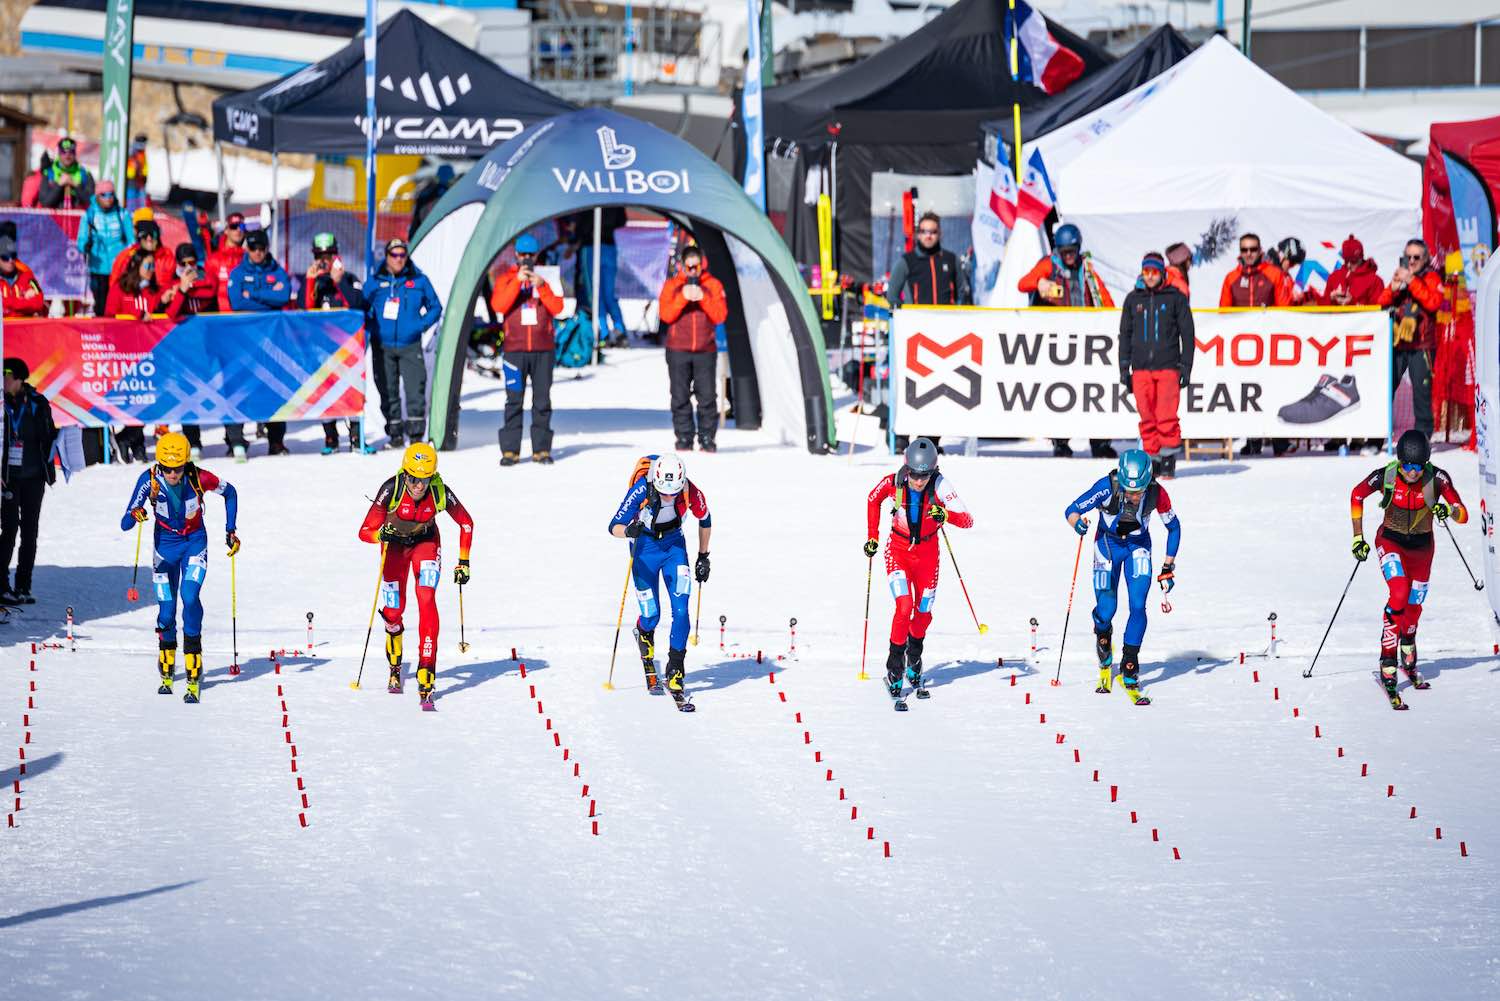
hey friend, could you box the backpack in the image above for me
[554,313,595,368]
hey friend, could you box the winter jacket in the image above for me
[302,269,364,312]
[165,275,219,319]
[1377,265,1443,352]
[1165,265,1190,297]
[109,243,177,286]
[227,254,294,312]
[3,383,58,485]
[659,268,728,353]
[104,282,166,318]
[1018,254,1115,307]
[490,266,564,353]
[77,198,132,275]
[0,262,47,317]
[1219,260,1291,308]
[364,262,442,349]
[888,245,965,306]
[1119,281,1195,382]
[1320,259,1384,306]
[37,161,94,209]
[209,243,246,312]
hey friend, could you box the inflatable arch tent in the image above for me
[410,108,836,453]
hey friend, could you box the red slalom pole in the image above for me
[1053,533,1086,686]
[858,555,873,681]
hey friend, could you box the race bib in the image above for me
[381,580,402,609]
[520,305,538,326]
[153,571,172,602]
[418,559,440,588]
[185,551,208,584]
[1130,549,1152,579]
[382,297,400,321]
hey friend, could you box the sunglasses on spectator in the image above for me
[99,191,116,199]
[0,254,14,263]
[917,227,939,236]
[1404,253,1425,261]
[1240,245,1260,254]
[141,260,154,270]
[387,250,408,259]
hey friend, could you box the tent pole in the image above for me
[1241,0,1252,56]
[214,140,226,225]
[591,206,603,364]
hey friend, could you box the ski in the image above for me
[388,667,403,695]
[887,682,908,711]
[1375,670,1409,711]
[420,698,436,712]
[668,689,696,713]
[912,677,930,700]
[1125,689,1152,706]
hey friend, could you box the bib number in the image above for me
[381,580,401,609]
[1130,549,1152,579]
[418,559,440,589]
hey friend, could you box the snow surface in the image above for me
[4,350,1498,1000]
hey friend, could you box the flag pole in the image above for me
[1007,0,1021,180]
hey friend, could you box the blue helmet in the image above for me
[1117,449,1152,491]
[1054,223,1082,250]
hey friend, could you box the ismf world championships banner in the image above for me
[892,307,1392,439]
[4,311,365,426]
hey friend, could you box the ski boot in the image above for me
[1120,643,1151,706]
[1399,639,1430,690]
[1094,628,1114,693]
[664,648,694,711]
[906,635,930,699]
[1379,654,1408,710]
[182,635,203,704]
[416,664,436,711]
[157,639,176,695]
[320,436,338,456]
[885,641,908,710]
[634,627,661,693]
[385,628,404,694]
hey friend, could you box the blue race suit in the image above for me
[1064,474,1180,646]
[121,466,237,643]
[608,477,711,651]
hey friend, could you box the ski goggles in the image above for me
[1400,462,1424,475]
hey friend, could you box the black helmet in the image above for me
[903,437,938,476]
[1396,429,1430,467]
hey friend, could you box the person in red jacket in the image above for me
[209,213,248,312]
[658,245,728,452]
[1322,235,1385,306]
[109,219,176,288]
[863,437,974,707]
[1378,239,1443,437]
[489,234,564,465]
[0,237,47,317]
[1218,233,1291,308]
[104,249,166,318]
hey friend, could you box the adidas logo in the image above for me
[381,72,472,110]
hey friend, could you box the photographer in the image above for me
[658,245,728,452]
[2,357,57,605]
[489,234,563,465]
[301,232,366,454]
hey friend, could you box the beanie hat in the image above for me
[4,357,29,382]
[1140,252,1166,274]
[1341,235,1364,262]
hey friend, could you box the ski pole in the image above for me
[229,553,240,675]
[126,520,143,601]
[1053,533,1086,687]
[458,581,470,652]
[689,581,704,647]
[352,543,386,691]
[1303,560,1362,679]
[604,555,633,691]
[858,554,873,681]
[1442,519,1484,591]
[940,526,988,635]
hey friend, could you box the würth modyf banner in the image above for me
[892,306,1392,438]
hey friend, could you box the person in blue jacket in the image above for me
[120,432,240,704]
[226,228,292,456]
[77,180,131,314]
[364,237,441,448]
[1063,448,1181,706]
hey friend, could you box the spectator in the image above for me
[227,228,293,456]
[890,212,968,306]
[658,244,729,453]
[1222,233,1292,456]
[1164,242,1192,295]
[124,134,149,211]
[1119,252,1194,479]
[110,218,175,287]
[37,137,94,209]
[210,212,248,312]
[1,357,57,606]
[165,242,219,461]
[490,234,563,465]
[1378,239,1443,438]
[576,206,629,347]
[0,236,47,318]
[408,164,455,239]
[365,237,441,448]
[1268,237,1313,305]
[78,180,131,314]
[1018,222,1116,458]
[1322,235,1384,306]
[301,232,367,454]
[104,249,166,318]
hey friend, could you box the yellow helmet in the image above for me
[401,442,437,479]
[156,431,190,469]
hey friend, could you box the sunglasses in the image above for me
[917,228,939,236]
[388,250,408,258]
[1404,254,1425,261]
[99,191,116,199]
[0,255,14,263]
[1239,246,1260,254]
[227,222,245,230]
[141,260,154,270]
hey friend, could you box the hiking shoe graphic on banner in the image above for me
[1277,374,1360,425]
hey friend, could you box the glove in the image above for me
[695,552,711,583]
[1072,517,1089,537]
[225,531,241,557]
[377,523,401,543]
[1433,502,1450,522]
[928,504,948,525]
[1156,559,1176,593]
[131,507,149,524]
[863,538,879,558]
[454,559,471,585]
[1352,537,1371,562]
[625,521,644,539]
[1120,373,1133,392]
[1179,371,1191,388]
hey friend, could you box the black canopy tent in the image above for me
[740,0,1111,282]
[980,25,1195,167]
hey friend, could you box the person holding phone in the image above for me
[658,245,728,452]
[490,234,563,465]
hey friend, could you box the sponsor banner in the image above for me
[893,306,1392,438]
[1475,259,1500,606]
[0,209,89,299]
[5,311,365,427]
[99,0,135,190]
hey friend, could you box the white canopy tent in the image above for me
[984,36,1421,308]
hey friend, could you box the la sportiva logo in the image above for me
[905,333,983,410]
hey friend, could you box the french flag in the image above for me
[988,163,1018,228]
[1015,148,1056,225]
[1006,0,1086,95]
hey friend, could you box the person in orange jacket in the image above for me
[1218,233,1291,308]
[658,244,729,452]
[1378,239,1444,437]
[490,234,565,465]
[0,236,47,317]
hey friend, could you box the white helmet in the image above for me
[650,453,687,494]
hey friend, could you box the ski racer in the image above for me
[1350,428,1468,709]
[357,443,475,709]
[1064,448,1181,706]
[119,431,239,704]
[608,454,711,705]
[864,437,974,704]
